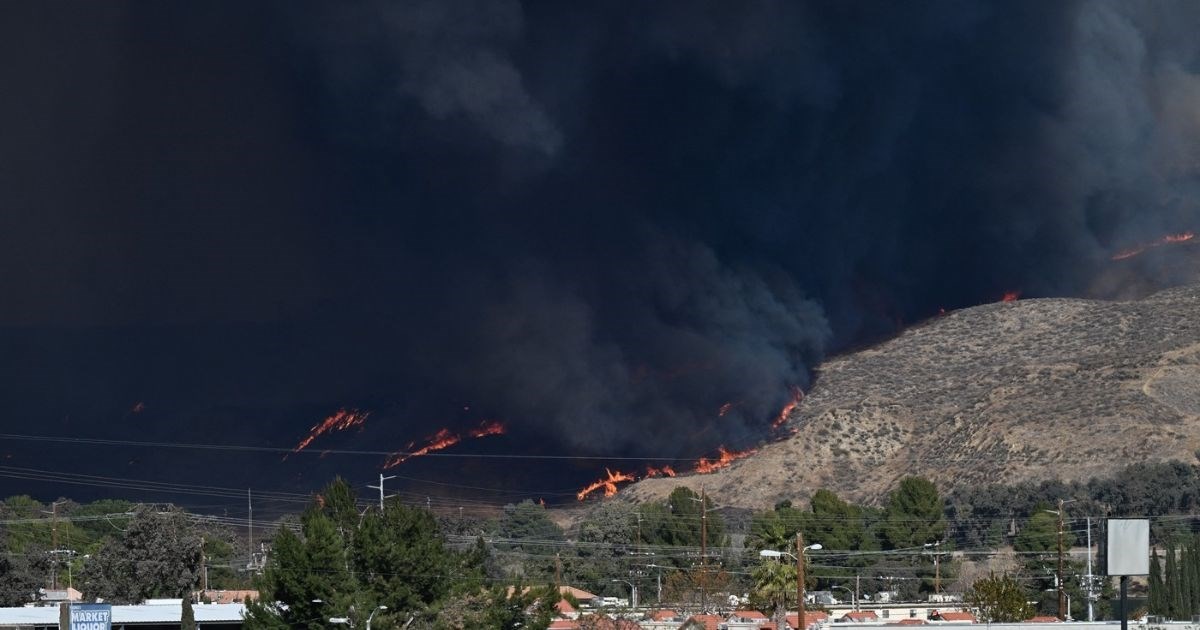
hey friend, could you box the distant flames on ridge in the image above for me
[383,420,507,468]
[292,408,370,454]
[1112,231,1195,261]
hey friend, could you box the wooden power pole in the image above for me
[797,532,807,630]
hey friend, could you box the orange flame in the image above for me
[718,402,734,417]
[383,420,507,468]
[771,386,804,429]
[576,468,636,501]
[644,465,677,478]
[292,408,370,453]
[1001,291,1020,303]
[131,402,145,414]
[468,420,506,438]
[694,445,757,474]
[1112,231,1195,261]
[385,428,461,467]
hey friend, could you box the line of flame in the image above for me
[292,408,370,453]
[576,468,637,501]
[1112,231,1195,261]
[771,386,804,429]
[694,445,757,474]
[384,420,506,468]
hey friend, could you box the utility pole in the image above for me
[1086,517,1094,622]
[200,535,208,592]
[247,489,254,570]
[700,485,707,614]
[555,553,562,591]
[367,474,397,511]
[855,574,861,611]
[1056,498,1066,621]
[797,532,806,630]
[42,500,66,589]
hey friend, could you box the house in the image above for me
[680,613,724,630]
[841,610,881,623]
[1026,616,1062,623]
[788,610,830,630]
[890,618,928,625]
[196,589,259,605]
[929,611,975,623]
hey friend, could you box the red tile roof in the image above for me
[934,612,976,622]
[788,611,830,629]
[649,609,679,621]
[843,611,880,621]
[892,619,928,625]
[682,614,723,630]
[732,609,769,620]
[549,620,580,629]
[1026,616,1062,623]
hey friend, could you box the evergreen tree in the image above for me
[883,477,945,549]
[353,499,454,613]
[1149,551,1165,616]
[181,598,196,630]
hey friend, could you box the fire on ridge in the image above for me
[1111,231,1195,261]
[383,419,507,468]
[292,408,370,454]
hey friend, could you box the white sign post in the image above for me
[1108,519,1149,630]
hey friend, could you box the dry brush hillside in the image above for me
[626,283,1200,509]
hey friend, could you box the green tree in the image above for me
[748,504,805,553]
[809,489,868,551]
[750,558,796,630]
[1013,509,1058,553]
[0,551,45,606]
[883,477,945,549]
[967,573,1035,622]
[353,498,455,613]
[1149,551,1166,616]
[181,597,196,630]
[79,507,203,604]
[244,507,354,629]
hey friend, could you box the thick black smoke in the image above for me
[1,1,1199,497]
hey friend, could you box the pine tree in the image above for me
[1149,551,1165,616]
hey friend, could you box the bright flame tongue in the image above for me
[1001,291,1020,303]
[1112,231,1195,260]
[384,420,506,468]
[468,420,505,438]
[576,468,636,501]
[771,386,803,429]
[293,408,370,453]
[644,465,676,478]
[694,445,756,474]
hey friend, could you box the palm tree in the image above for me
[753,558,797,630]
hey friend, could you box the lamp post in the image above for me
[831,585,857,611]
[612,579,638,610]
[366,605,387,630]
[760,537,822,630]
[923,540,943,595]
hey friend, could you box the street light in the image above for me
[611,579,638,609]
[830,585,857,611]
[760,538,822,630]
[366,605,388,630]
[923,540,944,595]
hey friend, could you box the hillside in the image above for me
[626,283,1200,508]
